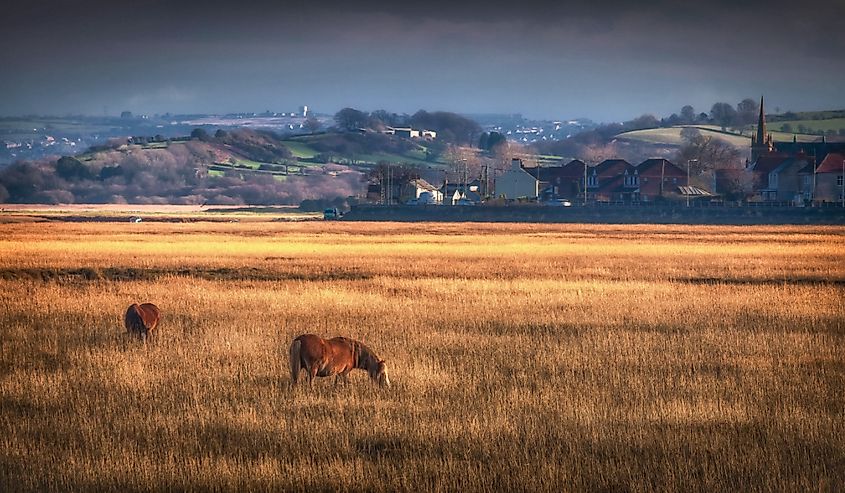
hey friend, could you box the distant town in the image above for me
[1,99,844,209]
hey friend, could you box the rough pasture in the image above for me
[0,221,843,491]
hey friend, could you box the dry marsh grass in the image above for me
[0,222,843,492]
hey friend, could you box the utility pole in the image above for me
[538,162,542,201]
[841,158,844,208]
[462,158,468,202]
[687,159,698,207]
[583,161,588,206]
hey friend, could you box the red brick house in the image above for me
[525,159,587,200]
[634,158,687,201]
[587,159,630,202]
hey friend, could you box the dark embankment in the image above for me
[342,205,845,225]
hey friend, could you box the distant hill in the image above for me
[617,126,748,147]
[0,129,365,205]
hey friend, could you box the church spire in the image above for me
[755,95,766,146]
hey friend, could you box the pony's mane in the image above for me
[354,340,380,372]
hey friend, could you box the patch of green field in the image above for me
[209,160,297,178]
[281,140,319,159]
[766,118,845,135]
[232,159,263,169]
[771,109,845,121]
[141,142,169,149]
[337,152,440,167]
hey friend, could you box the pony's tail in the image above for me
[289,339,302,387]
[124,304,138,334]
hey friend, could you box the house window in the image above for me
[624,172,639,187]
[769,173,778,189]
[587,174,598,187]
[838,175,844,186]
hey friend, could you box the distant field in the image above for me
[616,126,750,147]
[0,221,843,491]
[617,125,824,147]
[338,151,437,167]
[765,118,845,134]
[283,135,445,167]
[0,118,117,135]
[280,140,320,159]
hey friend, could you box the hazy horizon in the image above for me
[3,0,844,122]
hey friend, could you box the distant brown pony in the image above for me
[289,334,390,388]
[124,303,161,344]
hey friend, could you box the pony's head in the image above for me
[357,341,390,388]
[365,357,390,388]
[375,360,390,388]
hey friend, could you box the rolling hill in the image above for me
[616,125,823,148]
[0,129,365,205]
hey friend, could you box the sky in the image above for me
[2,0,844,122]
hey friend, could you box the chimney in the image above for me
[512,158,523,170]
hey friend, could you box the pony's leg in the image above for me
[333,373,350,386]
[308,365,318,388]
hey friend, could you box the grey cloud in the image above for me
[1,0,843,120]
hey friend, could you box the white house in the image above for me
[401,178,443,204]
[495,158,539,200]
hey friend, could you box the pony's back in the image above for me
[124,303,160,342]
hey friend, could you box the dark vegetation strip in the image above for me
[674,277,845,286]
[0,267,372,283]
[2,268,841,286]
[32,215,238,223]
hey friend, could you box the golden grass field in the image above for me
[1,220,843,492]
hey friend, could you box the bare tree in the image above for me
[444,145,482,181]
[676,128,743,179]
[304,117,321,134]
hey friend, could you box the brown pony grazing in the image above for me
[289,334,390,388]
[124,303,161,344]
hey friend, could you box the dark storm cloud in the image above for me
[2,0,843,120]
